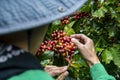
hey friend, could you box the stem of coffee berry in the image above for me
[57,58,73,80]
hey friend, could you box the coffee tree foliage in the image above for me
[39,0,120,79]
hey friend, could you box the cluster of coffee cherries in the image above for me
[36,30,77,61]
[61,12,90,24]
[37,40,57,54]
[61,16,69,24]
[73,12,90,20]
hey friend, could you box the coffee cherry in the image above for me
[70,63,73,67]
[61,16,69,24]
[73,12,81,20]
[65,58,70,62]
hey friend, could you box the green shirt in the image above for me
[8,70,55,80]
[8,63,115,80]
[90,63,115,80]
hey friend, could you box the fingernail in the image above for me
[71,38,76,42]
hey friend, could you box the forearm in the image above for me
[90,63,116,80]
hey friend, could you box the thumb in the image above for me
[71,38,83,49]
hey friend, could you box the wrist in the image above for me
[87,58,100,67]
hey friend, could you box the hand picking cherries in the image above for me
[36,30,77,62]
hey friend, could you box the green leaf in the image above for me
[71,62,83,69]
[52,20,61,25]
[109,7,117,18]
[67,21,75,28]
[105,0,118,5]
[39,50,54,61]
[108,27,116,38]
[92,6,107,18]
[72,53,87,67]
[116,7,120,12]
[64,26,75,36]
[116,14,120,23]
[110,45,120,68]
[96,47,104,53]
[72,19,81,33]
[102,49,113,64]
[79,0,91,12]
[40,59,52,67]
[48,20,61,35]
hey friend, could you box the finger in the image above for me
[57,71,69,80]
[55,66,68,71]
[51,66,68,76]
[70,34,84,39]
[46,66,68,76]
[45,66,67,71]
[71,38,83,49]
[45,65,57,69]
[44,65,57,71]
[71,34,90,43]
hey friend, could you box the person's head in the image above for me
[0,0,87,54]
[0,25,48,54]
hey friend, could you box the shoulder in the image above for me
[8,70,55,80]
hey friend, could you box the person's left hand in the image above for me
[44,65,69,80]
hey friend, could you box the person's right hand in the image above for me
[71,34,100,67]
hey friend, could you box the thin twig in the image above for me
[56,58,73,80]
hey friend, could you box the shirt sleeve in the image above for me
[8,70,55,80]
[90,63,116,80]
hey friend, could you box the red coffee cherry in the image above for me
[61,16,69,24]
